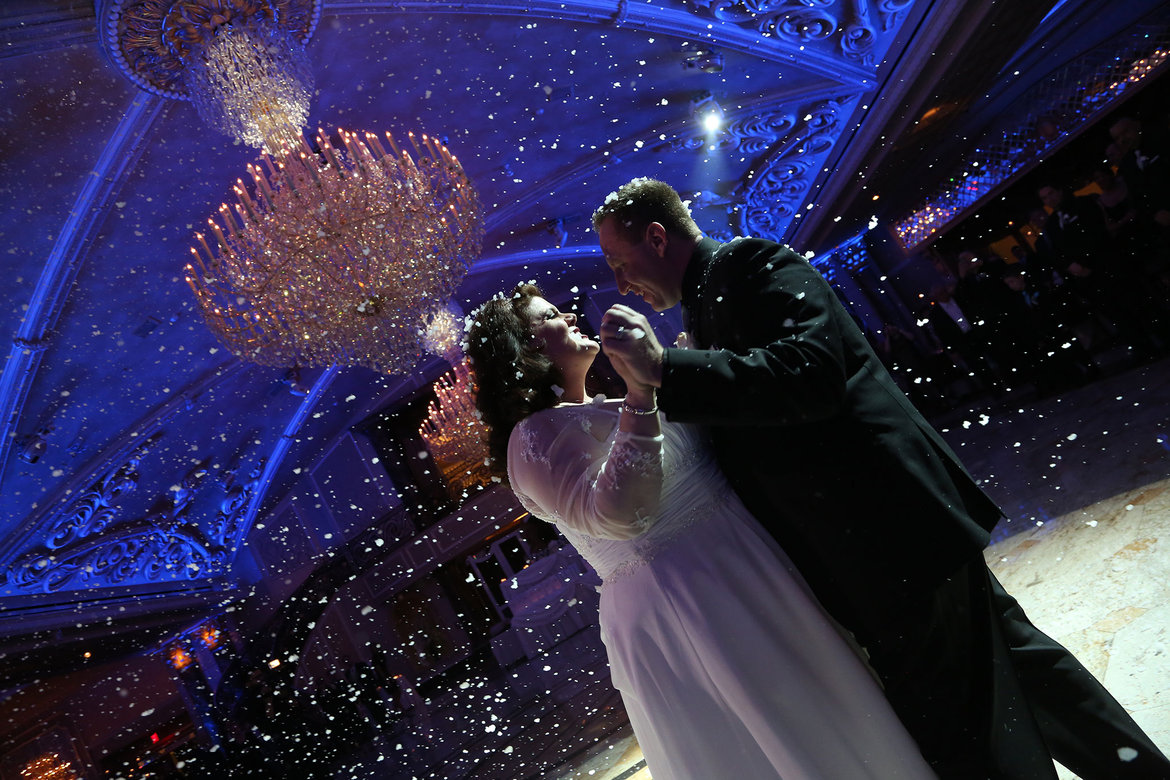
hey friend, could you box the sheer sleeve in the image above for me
[507,407,663,540]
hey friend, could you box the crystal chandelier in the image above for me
[420,360,492,493]
[421,303,466,363]
[183,20,313,152]
[99,0,321,150]
[184,128,485,375]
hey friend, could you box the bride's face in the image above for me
[525,296,599,370]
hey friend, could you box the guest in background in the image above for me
[1110,116,1170,230]
[922,282,1004,394]
[1037,182,1162,357]
[999,265,1098,395]
[1108,118,1170,295]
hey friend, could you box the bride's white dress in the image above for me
[508,397,935,779]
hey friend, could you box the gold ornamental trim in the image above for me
[98,0,322,99]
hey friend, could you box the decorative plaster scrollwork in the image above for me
[42,433,162,550]
[737,98,852,242]
[840,0,877,64]
[672,109,798,155]
[684,0,903,63]
[208,461,263,548]
[6,524,222,593]
[775,7,838,41]
[672,98,850,241]
[876,0,915,31]
[0,433,240,593]
[729,112,800,154]
[840,22,877,62]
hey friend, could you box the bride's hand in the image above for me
[607,349,654,398]
[601,305,664,388]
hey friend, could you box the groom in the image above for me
[592,177,1170,779]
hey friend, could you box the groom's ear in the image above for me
[645,222,668,257]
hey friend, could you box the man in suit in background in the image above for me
[593,177,1170,779]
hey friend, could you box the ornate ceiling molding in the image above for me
[6,0,905,82]
[0,408,272,595]
[39,432,164,554]
[0,94,163,493]
[483,80,858,236]
[670,95,857,242]
[327,0,876,81]
[0,433,230,595]
[686,0,915,67]
[736,96,855,242]
[229,364,340,557]
[0,360,245,564]
[2,523,222,594]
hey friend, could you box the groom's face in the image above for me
[597,217,680,311]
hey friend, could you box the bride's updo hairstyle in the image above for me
[464,282,562,480]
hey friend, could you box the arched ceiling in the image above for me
[0,0,1167,687]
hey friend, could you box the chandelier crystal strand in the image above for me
[185,128,484,375]
[181,21,313,152]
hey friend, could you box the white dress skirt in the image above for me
[508,397,935,779]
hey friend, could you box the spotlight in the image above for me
[690,91,724,134]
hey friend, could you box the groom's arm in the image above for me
[657,240,857,427]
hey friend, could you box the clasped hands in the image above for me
[601,304,665,389]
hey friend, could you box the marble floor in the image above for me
[988,475,1170,779]
[549,356,1170,780]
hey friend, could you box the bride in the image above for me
[465,282,934,779]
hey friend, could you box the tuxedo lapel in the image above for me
[681,237,724,349]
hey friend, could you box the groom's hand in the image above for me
[601,304,664,388]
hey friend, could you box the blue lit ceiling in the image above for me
[0,0,1167,680]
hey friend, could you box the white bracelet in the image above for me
[621,401,658,416]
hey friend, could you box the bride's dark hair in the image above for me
[465,282,562,480]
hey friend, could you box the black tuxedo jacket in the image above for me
[658,237,1002,623]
